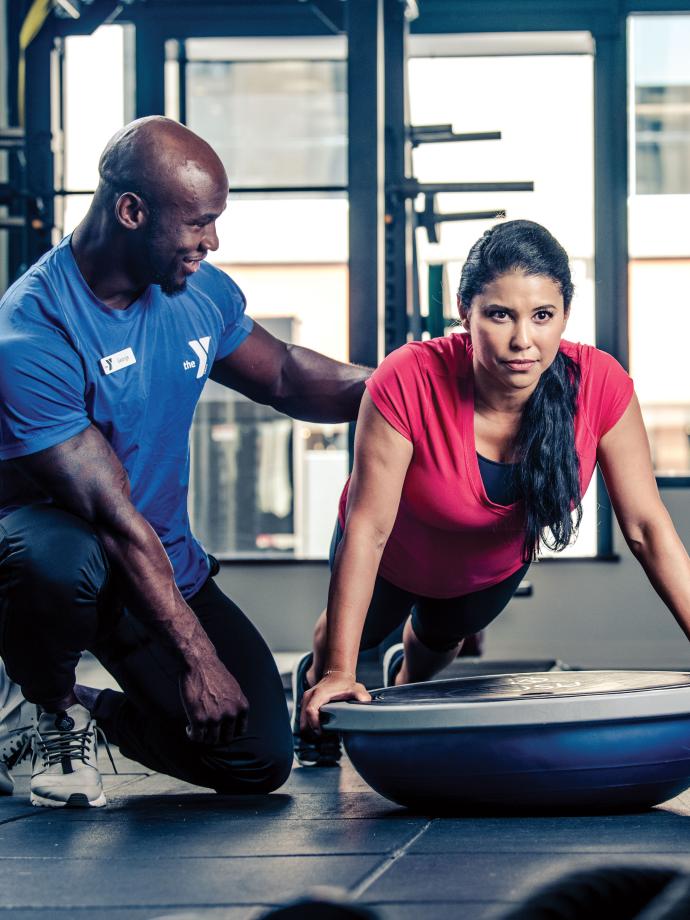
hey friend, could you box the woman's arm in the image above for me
[301,390,414,731]
[597,393,690,640]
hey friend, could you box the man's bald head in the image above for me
[90,117,229,295]
[97,116,228,212]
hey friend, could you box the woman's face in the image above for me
[459,270,569,396]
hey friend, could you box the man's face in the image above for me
[142,167,228,295]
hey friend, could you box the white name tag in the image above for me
[100,347,136,376]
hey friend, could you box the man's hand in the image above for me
[179,651,249,746]
[301,673,371,735]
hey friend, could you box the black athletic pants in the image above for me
[0,505,293,794]
[329,521,530,653]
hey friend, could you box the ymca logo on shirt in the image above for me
[100,347,136,376]
[184,336,211,379]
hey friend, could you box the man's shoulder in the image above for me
[187,261,244,302]
[0,238,72,323]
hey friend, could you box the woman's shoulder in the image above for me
[559,339,630,381]
[560,339,634,427]
[403,332,472,375]
[560,341,634,438]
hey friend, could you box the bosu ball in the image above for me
[321,671,690,811]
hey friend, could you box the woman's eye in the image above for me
[488,310,508,320]
[534,311,554,321]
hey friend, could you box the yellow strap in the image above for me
[18,0,53,127]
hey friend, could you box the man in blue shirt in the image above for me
[0,116,368,807]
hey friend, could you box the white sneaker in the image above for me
[0,666,36,795]
[30,704,106,808]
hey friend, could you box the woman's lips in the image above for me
[503,359,536,372]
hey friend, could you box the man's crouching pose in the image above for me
[0,117,367,807]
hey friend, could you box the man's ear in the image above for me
[115,192,148,231]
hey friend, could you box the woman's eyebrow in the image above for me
[482,303,558,310]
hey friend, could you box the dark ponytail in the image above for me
[458,220,581,561]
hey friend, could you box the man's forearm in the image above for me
[96,510,216,668]
[9,427,219,673]
[271,344,371,422]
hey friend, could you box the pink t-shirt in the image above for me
[338,334,634,598]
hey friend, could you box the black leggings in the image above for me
[329,521,529,653]
[0,505,292,794]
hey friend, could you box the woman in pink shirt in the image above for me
[292,220,690,766]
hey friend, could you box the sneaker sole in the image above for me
[30,791,107,808]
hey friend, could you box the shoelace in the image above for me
[36,724,118,774]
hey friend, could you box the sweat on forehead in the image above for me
[98,116,227,202]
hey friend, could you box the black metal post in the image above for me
[347,0,384,370]
[594,20,629,369]
[135,22,166,117]
[23,25,54,271]
[593,18,628,557]
[383,0,413,353]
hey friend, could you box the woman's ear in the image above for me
[457,295,470,330]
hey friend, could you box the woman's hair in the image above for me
[458,219,581,561]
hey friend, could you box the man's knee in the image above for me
[2,507,109,608]
[210,734,293,795]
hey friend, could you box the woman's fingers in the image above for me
[301,678,371,733]
[326,685,372,704]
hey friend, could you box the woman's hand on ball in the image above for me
[301,673,371,734]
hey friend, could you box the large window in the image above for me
[168,37,349,558]
[408,34,597,557]
[180,39,346,190]
[629,15,690,475]
[631,16,690,195]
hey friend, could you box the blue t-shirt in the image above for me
[0,235,253,598]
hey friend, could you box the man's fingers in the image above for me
[220,715,242,746]
[184,691,250,747]
[235,709,250,738]
[186,721,204,744]
[205,722,221,748]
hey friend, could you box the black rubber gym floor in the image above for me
[2,657,690,919]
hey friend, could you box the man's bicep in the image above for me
[10,425,132,525]
[210,322,286,401]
